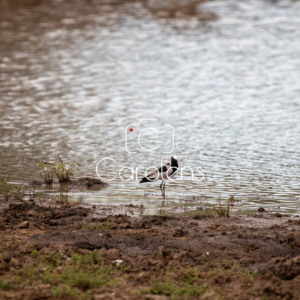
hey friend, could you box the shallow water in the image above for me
[1,0,300,215]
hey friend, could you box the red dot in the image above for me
[130,128,133,132]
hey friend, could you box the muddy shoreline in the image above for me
[0,201,300,299]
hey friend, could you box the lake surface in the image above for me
[1,0,300,215]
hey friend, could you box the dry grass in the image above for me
[204,195,234,217]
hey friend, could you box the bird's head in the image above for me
[171,156,178,167]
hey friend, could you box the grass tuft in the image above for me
[81,220,112,232]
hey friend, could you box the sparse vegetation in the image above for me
[0,178,77,209]
[38,188,78,209]
[135,264,259,299]
[0,205,298,300]
[0,193,297,300]
[0,179,24,202]
[81,219,112,232]
[150,278,210,297]
[36,160,78,184]
[53,162,78,183]
[0,179,37,202]
[24,153,79,184]
[36,163,54,185]
[1,247,261,300]
[30,250,38,257]
[0,278,13,289]
[213,195,234,217]
[205,195,234,217]
[1,250,117,298]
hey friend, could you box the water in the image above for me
[1,0,300,215]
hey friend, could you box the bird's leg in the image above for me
[159,208,165,215]
[160,181,166,214]
[160,181,164,196]
[159,182,166,214]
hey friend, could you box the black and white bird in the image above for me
[139,156,179,201]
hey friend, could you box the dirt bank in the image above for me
[1,201,300,299]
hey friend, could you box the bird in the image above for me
[139,156,179,201]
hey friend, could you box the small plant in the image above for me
[179,268,198,285]
[27,185,36,201]
[117,264,131,274]
[30,250,39,257]
[212,195,234,217]
[0,179,25,202]
[51,188,72,205]
[36,163,54,185]
[41,252,64,267]
[39,188,78,209]
[33,153,79,184]
[165,265,176,273]
[102,219,112,232]
[70,251,98,267]
[21,264,37,285]
[53,162,77,183]
[0,178,10,200]
[12,185,23,200]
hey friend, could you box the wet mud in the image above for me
[1,201,300,299]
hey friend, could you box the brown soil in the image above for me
[1,202,300,299]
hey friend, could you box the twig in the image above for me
[38,193,44,208]
[204,205,211,216]
[57,152,64,165]
[213,205,221,216]
[226,200,230,217]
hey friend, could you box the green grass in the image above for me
[40,267,57,285]
[6,250,116,298]
[150,278,210,297]
[21,264,38,285]
[60,268,113,290]
[41,251,64,267]
[134,264,259,299]
[70,251,99,266]
[81,220,112,232]
[179,268,198,285]
[30,250,39,257]
[0,248,262,300]
[0,277,13,289]
[52,285,71,297]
